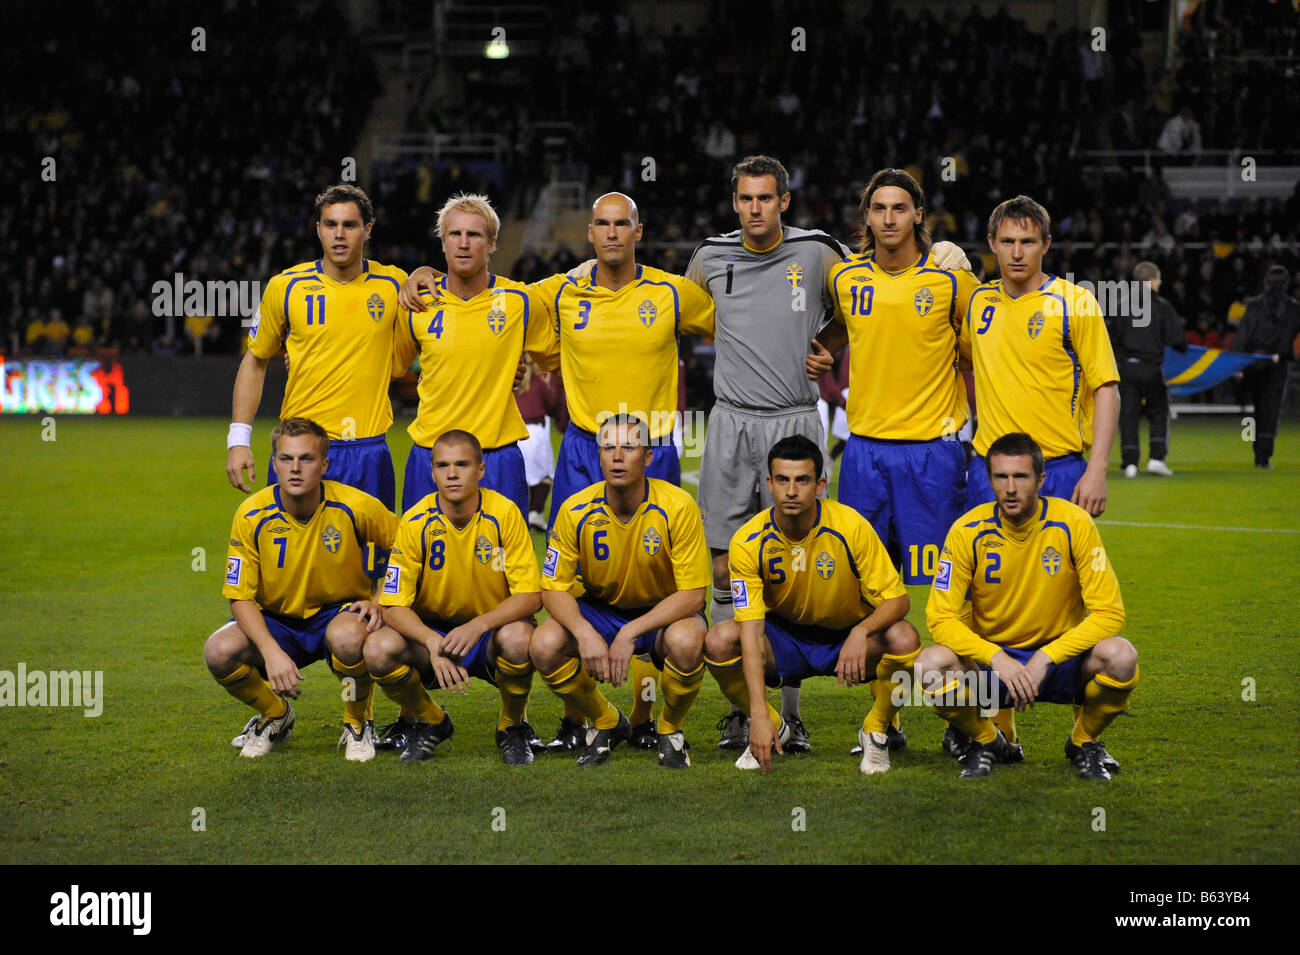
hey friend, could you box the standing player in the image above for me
[819,168,978,586]
[963,196,1120,515]
[364,430,544,765]
[393,194,559,518]
[531,415,712,768]
[227,185,408,509]
[689,156,968,752]
[205,417,397,760]
[704,436,919,775]
[919,433,1136,780]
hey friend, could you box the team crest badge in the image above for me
[1028,310,1045,339]
[786,262,804,290]
[914,287,934,316]
[638,299,657,327]
[475,535,494,565]
[815,552,835,579]
[642,527,661,556]
[367,292,385,322]
[1041,546,1062,576]
[321,525,342,553]
[486,304,507,335]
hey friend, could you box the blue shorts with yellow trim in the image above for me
[245,601,354,672]
[966,452,1086,511]
[549,424,680,528]
[977,644,1087,706]
[403,441,527,517]
[267,435,395,511]
[418,619,499,687]
[764,615,851,686]
[838,435,967,584]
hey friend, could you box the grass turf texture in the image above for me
[1,414,1297,864]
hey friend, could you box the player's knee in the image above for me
[203,626,241,676]
[363,627,405,673]
[883,619,921,655]
[915,645,958,690]
[704,620,740,661]
[663,621,705,670]
[325,614,367,663]
[529,620,569,669]
[495,620,532,664]
[1095,636,1138,681]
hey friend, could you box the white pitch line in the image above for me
[1098,519,1300,535]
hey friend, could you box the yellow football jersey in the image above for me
[962,275,1120,457]
[249,259,409,440]
[378,487,540,624]
[828,252,978,440]
[542,478,711,608]
[394,274,560,449]
[223,480,398,619]
[926,496,1125,664]
[532,265,715,439]
[729,499,907,631]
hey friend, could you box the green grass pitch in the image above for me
[1,413,1297,864]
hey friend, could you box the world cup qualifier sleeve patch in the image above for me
[225,556,242,586]
[383,564,401,595]
[934,559,952,591]
[731,579,749,609]
[543,547,559,578]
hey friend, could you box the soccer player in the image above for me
[704,435,920,775]
[962,196,1120,515]
[919,432,1137,780]
[205,417,398,760]
[819,169,978,586]
[226,184,409,509]
[392,193,559,518]
[364,429,543,765]
[532,414,711,768]
[689,156,968,752]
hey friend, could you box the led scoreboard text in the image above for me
[0,357,130,415]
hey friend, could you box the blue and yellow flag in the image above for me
[1163,345,1266,396]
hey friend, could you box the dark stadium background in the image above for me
[7,0,1298,416]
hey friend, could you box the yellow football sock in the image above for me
[863,648,920,734]
[990,707,1018,744]
[331,654,373,731]
[704,655,782,727]
[216,663,286,721]
[541,658,618,729]
[494,657,534,731]
[657,659,704,734]
[373,664,445,725]
[628,654,660,724]
[1072,667,1139,745]
[927,677,996,744]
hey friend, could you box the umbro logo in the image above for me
[302,284,325,292]
[587,518,610,527]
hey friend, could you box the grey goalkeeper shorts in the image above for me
[698,401,826,551]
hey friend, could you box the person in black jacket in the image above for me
[1235,265,1300,469]
[1110,261,1187,478]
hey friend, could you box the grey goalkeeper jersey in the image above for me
[686,226,849,411]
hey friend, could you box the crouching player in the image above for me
[705,435,920,775]
[919,432,1137,780]
[533,414,711,768]
[205,417,397,760]
[366,430,543,765]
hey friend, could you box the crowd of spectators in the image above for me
[6,0,1298,388]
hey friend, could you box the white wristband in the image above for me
[227,422,253,450]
